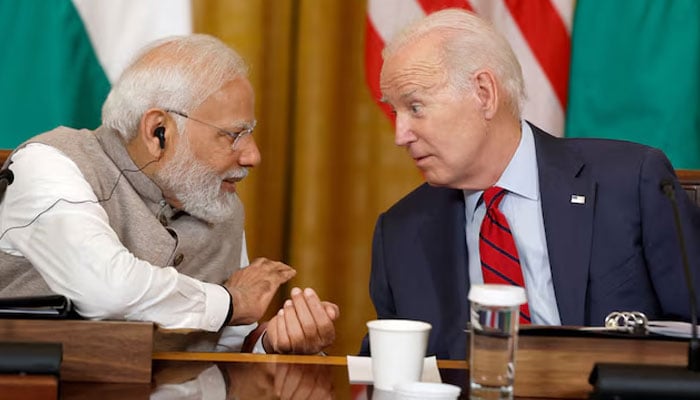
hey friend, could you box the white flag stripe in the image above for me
[72,0,192,83]
[550,0,574,33]
[367,0,426,43]
[470,0,564,135]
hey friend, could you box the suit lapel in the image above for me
[533,126,596,326]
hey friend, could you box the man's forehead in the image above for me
[198,78,255,117]
[380,58,447,100]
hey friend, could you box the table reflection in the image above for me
[61,356,558,400]
[149,359,474,400]
[151,360,338,400]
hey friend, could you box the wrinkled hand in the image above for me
[224,258,296,325]
[224,362,334,400]
[274,363,335,400]
[264,287,339,354]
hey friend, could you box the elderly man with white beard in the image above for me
[0,34,338,355]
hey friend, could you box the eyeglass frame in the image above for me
[164,109,256,150]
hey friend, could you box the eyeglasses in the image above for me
[165,109,256,150]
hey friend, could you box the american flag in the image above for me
[365,0,573,137]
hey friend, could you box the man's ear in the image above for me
[473,69,498,120]
[138,109,170,158]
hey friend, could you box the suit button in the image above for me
[173,253,184,266]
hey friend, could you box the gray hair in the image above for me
[383,9,524,117]
[102,34,249,142]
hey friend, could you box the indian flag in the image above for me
[0,0,192,149]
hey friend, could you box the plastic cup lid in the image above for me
[468,284,527,307]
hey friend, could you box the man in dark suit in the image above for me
[362,9,700,360]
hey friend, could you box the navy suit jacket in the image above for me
[361,123,700,360]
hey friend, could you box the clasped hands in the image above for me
[224,257,339,354]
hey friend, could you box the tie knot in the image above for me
[483,186,507,210]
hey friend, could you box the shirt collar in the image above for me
[463,121,539,215]
[498,121,539,202]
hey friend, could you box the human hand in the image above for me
[224,362,276,399]
[224,258,296,325]
[264,287,339,354]
[273,363,335,400]
[224,362,334,399]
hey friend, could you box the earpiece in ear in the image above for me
[154,126,166,149]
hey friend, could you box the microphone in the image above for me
[661,179,700,371]
[0,166,14,203]
[588,178,700,399]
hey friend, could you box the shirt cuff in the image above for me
[218,285,233,332]
[202,283,231,332]
[251,333,267,354]
[242,322,268,353]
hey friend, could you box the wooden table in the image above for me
[60,353,471,400]
[14,331,690,399]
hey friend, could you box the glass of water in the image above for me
[468,284,526,400]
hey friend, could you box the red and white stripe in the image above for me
[365,0,573,137]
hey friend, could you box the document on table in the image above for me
[647,321,696,338]
[346,355,442,384]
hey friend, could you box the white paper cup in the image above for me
[394,382,462,399]
[367,319,432,391]
[371,388,396,400]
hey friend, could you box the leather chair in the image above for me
[678,170,700,207]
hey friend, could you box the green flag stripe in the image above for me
[566,0,700,169]
[0,0,110,148]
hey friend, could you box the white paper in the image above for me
[648,321,696,338]
[346,355,442,384]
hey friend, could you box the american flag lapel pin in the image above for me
[570,194,586,205]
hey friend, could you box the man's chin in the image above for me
[182,195,238,224]
[422,173,453,188]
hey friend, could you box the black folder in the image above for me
[0,295,73,319]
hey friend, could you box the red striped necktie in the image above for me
[479,186,531,324]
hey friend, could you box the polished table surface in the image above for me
[9,329,689,400]
[63,333,691,400]
[59,353,502,400]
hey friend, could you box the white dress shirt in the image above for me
[464,122,561,325]
[0,143,264,348]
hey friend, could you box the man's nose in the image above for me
[236,136,261,167]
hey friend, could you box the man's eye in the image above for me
[410,104,423,113]
[232,129,245,138]
[220,130,239,141]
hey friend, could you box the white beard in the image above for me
[153,136,248,224]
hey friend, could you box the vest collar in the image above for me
[95,126,165,205]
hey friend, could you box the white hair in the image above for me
[383,8,525,117]
[102,34,249,142]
